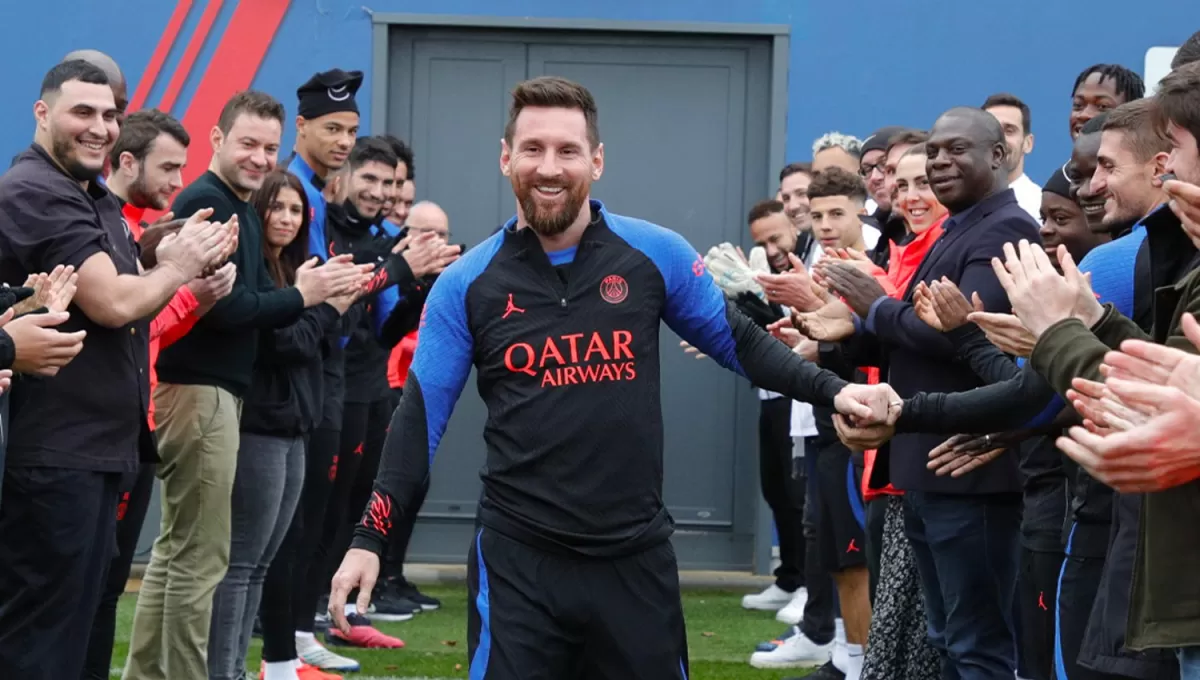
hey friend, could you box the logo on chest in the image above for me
[600,275,628,304]
[504,330,637,388]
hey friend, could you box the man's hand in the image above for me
[678,340,708,360]
[1057,378,1200,493]
[0,368,12,395]
[156,209,238,280]
[795,338,819,361]
[186,262,237,310]
[294,255,375,307]
[821,247,878,275]
[398,231,462,279]
[15,265,78,315]
[756,253,825,313]
[965,310,1037,357]
[767,317,803,348]
[927,434,1006,477]
[793,300,856,342]
[1099,312,1200,400]
[992,241,1103,338]
[914,277,981,332]
[1067,376,1148,435]
[820,263,888,318]
[328,548,381,635]
[833,382,902,426]
[833,414,895,452]
[4,310,87,376]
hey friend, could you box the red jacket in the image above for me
[387,330,419,390]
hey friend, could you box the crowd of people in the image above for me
[0,51,458,680]
[0,26,1199,680]
[715,33,1200,680]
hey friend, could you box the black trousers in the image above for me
[292,427,340,632]
[1016,548,1063,680]
[759,397,806,592]
[325,398,391,585]
[468,528,688,679]
[800,441,837,644]
[83,463,156,680]
[0,467,121,680]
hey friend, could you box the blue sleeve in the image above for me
[609,219,745,375]
[608,216,848,405]
[409,273,474,464]
[351,233,505,554]
[1079,227,1144,318]
[305,190,328,261]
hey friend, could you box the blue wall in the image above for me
[2,0,1195,187]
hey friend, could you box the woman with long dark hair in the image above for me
[207,170,358,680]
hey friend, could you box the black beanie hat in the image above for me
[1043,163,1073,199]
[297,68,363,120]
[861,126,909,157]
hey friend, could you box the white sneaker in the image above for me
[741,584,794,611]
[775,587,809,624]
[295,636,361,672]
[749,626,833,669]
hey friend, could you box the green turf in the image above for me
[111,586,812,678]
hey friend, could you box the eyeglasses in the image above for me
[859,162,884,178]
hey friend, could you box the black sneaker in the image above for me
[801,661,846,680]
[370,580,421,621]
[391,577,441,611]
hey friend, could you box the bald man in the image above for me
[405,200,449,240]
[63,49,128,119]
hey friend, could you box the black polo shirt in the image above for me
[0,144,152,472]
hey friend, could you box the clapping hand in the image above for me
[756,253,826,313]
[992,241,1103,338]
[821,263,888,317]
[793,300,856,342]
[913,278,981,332]
[15,265,79,315]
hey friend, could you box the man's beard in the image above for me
[514,176,589,236]
[128,173,167,210]
[51,131,102,182]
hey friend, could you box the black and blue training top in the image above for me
[351,201,849,557]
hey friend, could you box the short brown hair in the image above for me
[807,168,868,203]
[503,77,600,149]
[110,108,189,166]
[217,90,285,134]
[1153,60,1200,156]
[748,199,785,224]
[1103,98,1170,162]
[885,129,929,158]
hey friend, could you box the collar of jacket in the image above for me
[1142,202,1195,292]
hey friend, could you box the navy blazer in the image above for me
[868,188,1042,494]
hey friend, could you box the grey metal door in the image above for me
[388,27,771,569]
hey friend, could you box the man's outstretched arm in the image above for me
[348,276,473,557]
[653,229,893,420]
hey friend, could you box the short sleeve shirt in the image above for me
[0,144,152,471]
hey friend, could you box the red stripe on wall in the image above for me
[127,0,194,112]
[175,0,292,194]
[157,0,226,112]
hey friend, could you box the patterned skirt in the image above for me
[861,495,941,680]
